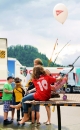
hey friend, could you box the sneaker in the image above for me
[22,122,25,126]
[3,119,13,126]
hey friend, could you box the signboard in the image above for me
[0,50,5,58]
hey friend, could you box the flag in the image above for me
[53,39,58,50]
[48,39,58,66]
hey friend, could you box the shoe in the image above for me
[37,122,41,126]
[43,122,47,124]
[46,122,51,125]
[22,122,25,126]
[43,121,51,125]
[11,119,13,122]
[17,119,21,122]
[3,119,13,126]
[30,122,35,125]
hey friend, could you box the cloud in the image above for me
[0,0,80,66]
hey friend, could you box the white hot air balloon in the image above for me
[53,3,68,24]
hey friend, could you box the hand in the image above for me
[56,76,62,81]
[27,90,31,94]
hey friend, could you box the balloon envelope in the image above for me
[53,3,68,24]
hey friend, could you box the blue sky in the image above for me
[0,0,80,66]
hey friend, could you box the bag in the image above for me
[16,87,25,97]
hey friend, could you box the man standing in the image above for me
[2,76,13,125]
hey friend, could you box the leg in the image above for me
[17,109,20,121]
[11,98,15,120]
[18,93,35,124]
[35,105,40,123]
[10,103,22,110]
[45,105,51,124]
[28,105,32,120]
[18,113,29,124]
[36,112,40,123]
[3,101,9,120]
[31,111,35,123]
[3,101,13,125]
[11,109,15,120]
[4,112,8,120]
[21,106,24,118]
[10,93,35,110]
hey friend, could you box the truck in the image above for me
[0,38,27,99]
[8,57,27,87]
[0,38,7,98]
[60,67,80,93]
[0,57,27,99]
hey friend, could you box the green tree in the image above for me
[8,45,63,67]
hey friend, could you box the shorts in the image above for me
[3,100,12,112]
[31,104,40,112]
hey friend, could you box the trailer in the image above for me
[8,57,27,87]
[0,38,27,98]
[0,38,7,98]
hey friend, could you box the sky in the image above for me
[0,0,80,66]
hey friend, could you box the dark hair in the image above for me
[7,76,13,80]
[32,65,46,79]
[15,77,22,83]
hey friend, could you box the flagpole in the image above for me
[48,39,58,66]
[53,40,71,66]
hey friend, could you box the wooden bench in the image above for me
[25,94,80,130]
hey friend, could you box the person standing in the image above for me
[11,77,15,121]
[13,77,25,123]
[2,76,13,125]
[31,104,40,126]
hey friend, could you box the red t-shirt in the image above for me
[32,75,56,101]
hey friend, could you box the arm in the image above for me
[28,88,36,94]
[4,89,13,94]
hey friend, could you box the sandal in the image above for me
[30,122,35,125]
[37,122,41,126]
[46,122,51,125]
[43,122,47,124]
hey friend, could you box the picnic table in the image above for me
[25,94,80,130]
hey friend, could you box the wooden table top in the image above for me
[24,94,80,106]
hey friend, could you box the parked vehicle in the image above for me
[0,38,7,98]
[60,67,80,93]
[0,38,27,98]
[8,57,27,87]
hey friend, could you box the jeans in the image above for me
[22,93,34,113]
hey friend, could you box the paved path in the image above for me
[0,105,80,130]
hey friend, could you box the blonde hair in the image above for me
[32,65,46,79]
[34,58,43,66]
